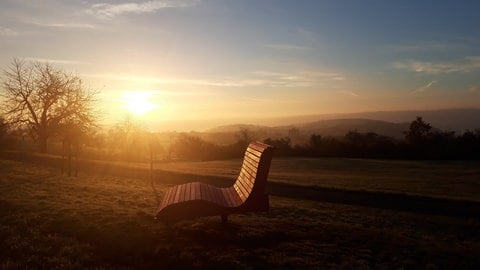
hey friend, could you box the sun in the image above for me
[121,91,158,115]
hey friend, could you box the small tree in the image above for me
[1,59,97,152]
[405,116,432,145]
[236,127,254,148]
[105,116,159,161]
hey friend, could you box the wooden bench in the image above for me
[155,142,274,223]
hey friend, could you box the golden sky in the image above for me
[1,1,480,130]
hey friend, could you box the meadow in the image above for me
[1,158,480,269]
[156,158,480,202]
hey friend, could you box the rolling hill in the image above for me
[203,108,480,144]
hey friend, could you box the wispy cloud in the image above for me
[262,43,312,51]
[84,73,251,87]
[413,81,437,93]
[87,0,199,19]
[339,90,366,99]
[251,70,345,86]
[0,26,19,36]
[86,69,344,88]
[393,56,480,74]
[24,57,89,65]
[30,21,95,29]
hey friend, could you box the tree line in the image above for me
[264,117,480,160]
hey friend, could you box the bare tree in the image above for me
[237,127,254,148]
[1,59,97,152]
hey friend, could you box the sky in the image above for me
[1,0,480,131]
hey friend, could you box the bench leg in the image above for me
[221,214,228,225]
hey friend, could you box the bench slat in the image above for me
[222,188,232,206]
[227,188,240,207]
[201,185,206,201]
[245,151,261,163]
[248,143,267,153]
[246,147,262,158]
[215,188,225,205]
[186,182,192,200]
[180,184,186,202]
[175,185,183,203]
[238,171,253,191]
[194,182,201,200]
[243,158,258,174]
[223,188,238,207]
[190,182,195,200]
[234,180,248,200]
[170,185,179,204]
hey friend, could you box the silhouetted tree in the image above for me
[343,131,397,158]
[1,59,97,152]
[173,134,221,160]
[458,129,480,159]
[264,137,292,156]
[236,128,254,148]
[106,116,150,161]
[405,116,432,145]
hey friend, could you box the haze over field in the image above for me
[1,1,480,131]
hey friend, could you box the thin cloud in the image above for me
[85,69,340,88]
[339,90,366,99]
[0,26,19,36]
[253,70,345,82]
[393,57,480,74]
[31,21,95,29]
[243,97,276,103]
[87,0,199,19]
[84,73,248,87]
[413,81,437,93]
[24,57,89,65]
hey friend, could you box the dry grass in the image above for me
[156,158,480,201]
[1,159,480,269]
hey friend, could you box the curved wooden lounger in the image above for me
[155,142,274,223]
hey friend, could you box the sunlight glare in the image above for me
[121,91,158,115]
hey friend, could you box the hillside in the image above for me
[199,108,480,144]
[266,108,480,133]
[204,118,410,144]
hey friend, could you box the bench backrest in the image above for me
[233,142,274,204]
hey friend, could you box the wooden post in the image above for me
[67,141,72,177]
[74,141,79,177]
[150,140,153,180]
[61,139,65,174]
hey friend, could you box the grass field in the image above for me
[156,158,480,201]
[1,159,480,269]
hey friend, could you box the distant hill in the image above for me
[297,118,410,138]
[202,108,480,144]
[204,118,411,145]
[215,119,411,138]
[265,108,480,133]
[151,108,480,134]
[207,124,272,133]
